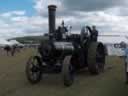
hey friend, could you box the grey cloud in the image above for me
[118,7,128,16]
[63,0,124,11]
[38,9,80,18]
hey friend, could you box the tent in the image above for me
[9,40,20,45]
[98,36,128,44]
[0,39,24,47]
[0,39,12,47]
[98,36,128,56]
[9,40,24,47]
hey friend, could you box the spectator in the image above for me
[4,45,11,56]
[11,45,17,56]
[121,42,128,84]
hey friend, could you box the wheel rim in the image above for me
[62,56,75,86]
[96,45,105,71]
[87,42,106,74]
[69,65,75,81]
[27,57,41,81]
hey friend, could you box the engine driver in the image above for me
[80,26,91,44]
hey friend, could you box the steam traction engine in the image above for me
[25,5,106,87]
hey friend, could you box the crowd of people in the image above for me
[2,44,22,56]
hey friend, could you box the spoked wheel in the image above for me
[62,56,75,87]
[26,56,42,84]
[88,42,106,74]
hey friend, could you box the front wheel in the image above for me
[62,55,75,87]
[26,56,42,84]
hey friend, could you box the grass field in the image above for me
[0,48,128,96]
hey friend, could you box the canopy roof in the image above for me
[0,39,12,46]
[98,36,128,44]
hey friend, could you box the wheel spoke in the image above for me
[26,56,42,84]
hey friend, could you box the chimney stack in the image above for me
[48,5,57,38]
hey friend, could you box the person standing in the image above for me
[91,25,98,41]
[80,26,91,43]
[59,21,67,39]
[56,26,62,41]
[11,44,17,56]
[121,42,128,84]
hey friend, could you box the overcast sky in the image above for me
[0,0,128,39]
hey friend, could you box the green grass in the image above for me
[0,49,128,96]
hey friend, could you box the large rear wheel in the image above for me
[87,42,106,74]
